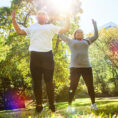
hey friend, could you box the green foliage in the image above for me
[89,28,118,96]
[0,0,118,102]
[0,0,80,99]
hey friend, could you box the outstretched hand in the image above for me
[92,19,97,26]
[79,8,83,14]
[11,10,16,19]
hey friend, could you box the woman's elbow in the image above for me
[17,30,26,35]
[17,31,21,35]
[60,28,69,34]
[94,32,99,39]
[63,29,69,33]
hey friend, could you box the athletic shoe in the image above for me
[49,105,55,112]
[35,105,44,115]
[91,103,97,110]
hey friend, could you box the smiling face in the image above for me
[74,29,84,40]
[36,12,49,25]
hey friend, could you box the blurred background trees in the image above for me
[0,0,118,105]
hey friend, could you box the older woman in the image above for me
[11,10,70,114]
[59,19,98,112]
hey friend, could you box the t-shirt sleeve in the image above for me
[51,24,61,34]
[85,23,98,45]
[85,38,91,45]
[59,34,72,45]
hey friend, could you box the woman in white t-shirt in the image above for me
[11,10,70,114]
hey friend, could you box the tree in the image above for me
[89,27,118,96]
[0,0,82,102]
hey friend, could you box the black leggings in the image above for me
[30,51,54,107]
[69,67,95,104]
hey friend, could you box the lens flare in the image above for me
[109,39,118,55]
[32,0,82,16]
[50,0,73,14]
[4,89,26,110]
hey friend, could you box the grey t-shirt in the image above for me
[59,27,98,68]
[69,39,91,68]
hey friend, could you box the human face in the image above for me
[75,29,84,40]
[37,12,48,25]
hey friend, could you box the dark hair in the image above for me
[73,29,83,40]
[74,30,78,40]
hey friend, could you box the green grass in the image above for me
[0,97,118,118]
[56,97,118,118]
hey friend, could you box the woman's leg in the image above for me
[81,68,95,104]
[42,51,55,111]
[43,68,55,111]
[30,52,43,107]
[68,68,80,105]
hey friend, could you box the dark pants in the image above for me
[69,67,95,104]
[30,51,54,107]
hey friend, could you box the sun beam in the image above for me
[32,0,82,16]
[50,0,73,14]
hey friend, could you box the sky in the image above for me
[0,0,11,7]
[0,0,118,33]
[79,0,118,33]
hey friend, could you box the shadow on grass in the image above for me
[56,102,68,110]
[0,98,118,118]
[68,101,117,108]
[58,109,90,118]
[56,98,118,111]
[56,98,118,118]
[94,105,118,116]
[58,105,118,118]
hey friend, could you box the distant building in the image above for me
[99,22,117,30]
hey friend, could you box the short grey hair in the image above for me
[37,10,48,16]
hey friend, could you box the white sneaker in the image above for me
[66,105,76,113]
[91,103,97,110]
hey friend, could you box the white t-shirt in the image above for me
[24,23,61,52]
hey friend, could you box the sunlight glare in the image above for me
[50,0,73,14]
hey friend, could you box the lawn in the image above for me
[0,97,118,118]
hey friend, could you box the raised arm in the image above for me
[59,34,71,44]
[59,15,70,34]
[11,10,26,35]
[88,19,98,44]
